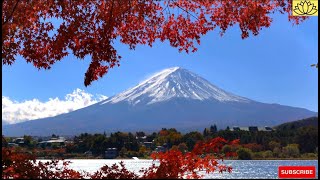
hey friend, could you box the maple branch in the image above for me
[2,0,20,26]
[108,0,114,32]
[120,0,134,17]
[162,0,170,13]
[1,0,307,86]
[175,3,199,20]
[311,63,318,68]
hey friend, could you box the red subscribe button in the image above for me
[279,166,316,179]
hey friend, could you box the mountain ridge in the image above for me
[275,116,318,130]
[3,67,317,136]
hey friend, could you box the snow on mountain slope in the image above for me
[101,67,251,106]
[3,67,317,136]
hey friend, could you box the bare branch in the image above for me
[311,63,318,68]
[175,3,199,20]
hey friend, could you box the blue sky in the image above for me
[2,13,318,112]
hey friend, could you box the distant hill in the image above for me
[274,116,318,131]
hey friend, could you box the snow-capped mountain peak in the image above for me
[101,67,251,105]
[4,67,316,136]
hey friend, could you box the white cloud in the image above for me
[2,89,108,124]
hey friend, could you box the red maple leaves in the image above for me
[2,0,307,86]
[2,137,238,179]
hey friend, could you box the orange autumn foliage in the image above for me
[2,137,239,179]
[2,0,306,86]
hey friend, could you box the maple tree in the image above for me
[2,0,307,86]
[2,137,239,179]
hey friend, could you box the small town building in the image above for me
[8,143,19,147]
[248,126,258,132]
[105,148,118,159]
[84,151,93,156]
[155,146,166,153]
[232,126,241,131]
[38,137,66,148]
[12,137,25,145]
[136,135,147,142]
[143,142,153,149]
[230,126,274,132]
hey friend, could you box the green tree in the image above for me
[203,128,210,137]
[155,128,182,148]
[222,145,232,154]
[182,131,203,151]
[23,135,34,148]
[273,147,282,158]
[146,132,157,142]
[210,124,217,134]
[119,147,128,158]
[268,141,281,151]
[263,150,273,159]
[178,143,188,153]
[237,148,253,160]
[253,152,263,159]
[136,131,145,137]
[138,146,147,157]
[294,126,318,153]
[301,153,318,159]
[282,144,300,158]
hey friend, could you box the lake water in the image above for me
[37,159,318,179]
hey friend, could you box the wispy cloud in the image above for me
[2,89,108,124]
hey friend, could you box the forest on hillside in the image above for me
[4,117,318,160]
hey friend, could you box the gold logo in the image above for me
[293,0,318,16]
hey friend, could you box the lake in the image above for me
[37,159,318,179]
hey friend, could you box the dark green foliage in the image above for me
[70,132,140,156]
[210,124,217,134]
[182,131,204,151]
[275,116,318,131]
[222,145,232,154]
[136,131,145,137]
[23,135,36,148]
[10,117,318,159]
[237,148,253,160]
[203,128,209,137]
[294,126,318,153]
[282,144,300,158]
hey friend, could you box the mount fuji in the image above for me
[3,67,317,136]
